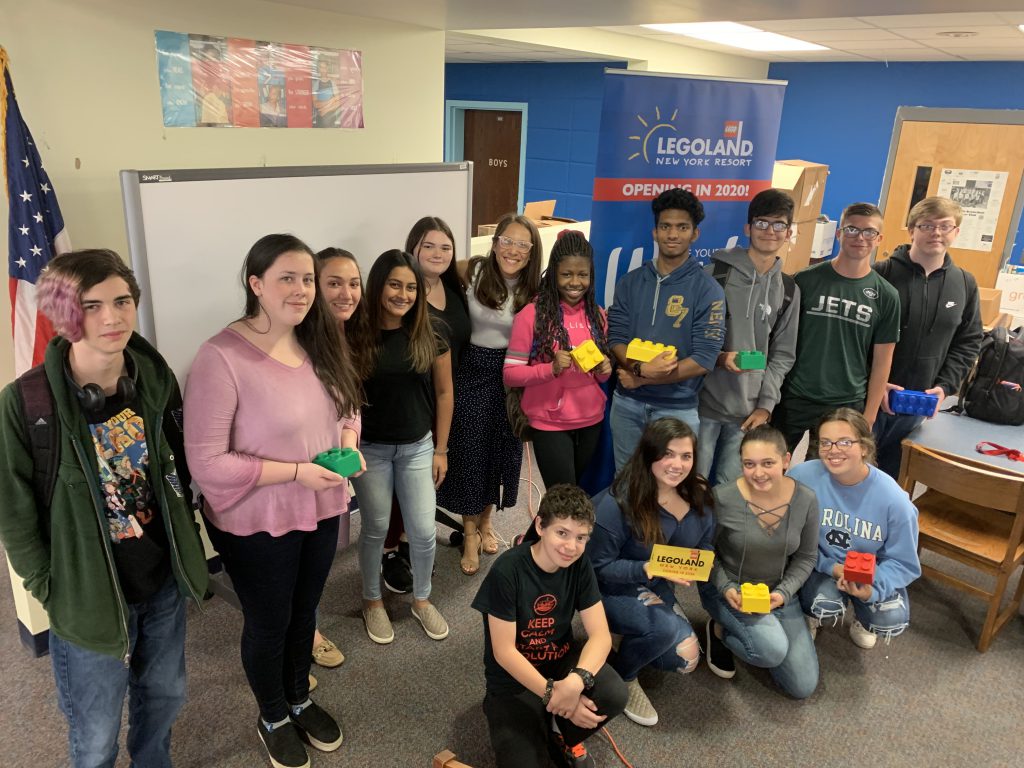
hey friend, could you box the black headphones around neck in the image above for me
[64,353,138,414]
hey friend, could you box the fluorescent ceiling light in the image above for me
[643,22,829,52]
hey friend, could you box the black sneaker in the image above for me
[257,717,310,768]
[381,551,413,594]
[550,731,596,768]
[289,701,343,752]
[706,619,736,679]
[398,539,410,564]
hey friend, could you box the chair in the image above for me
[898,441,1024,652]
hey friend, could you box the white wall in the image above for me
[0,0,447,385]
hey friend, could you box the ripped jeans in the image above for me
[799,569,911,642]
[602,584,700,681]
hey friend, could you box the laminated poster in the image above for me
[646,545,715,582]
[936,168,1007,252]
[156,30,364,129]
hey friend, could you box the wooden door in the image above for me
[463,109,521,233]
[878,120,1024,288]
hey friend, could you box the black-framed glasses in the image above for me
[841,225,880,240]
[818,438,861,451]
[497,235,533,251]
[752,219,790,233]
[914,222,958,234]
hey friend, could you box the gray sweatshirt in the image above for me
[698,246,799,423]
[709,480,819,603]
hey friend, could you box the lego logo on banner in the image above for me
[627,108,755,168]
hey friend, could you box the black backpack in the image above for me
[957,326,1024,426]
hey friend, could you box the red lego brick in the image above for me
[843,551,876,585]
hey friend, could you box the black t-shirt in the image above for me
[361,328,445,444]
[471,542,602,695]
[86,393,170,604]
[428,282,471,375]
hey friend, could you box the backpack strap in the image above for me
[14,364,59,511]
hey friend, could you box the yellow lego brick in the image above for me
[570,340,603,373]
[740,582,771,614]
[626,338,677,363]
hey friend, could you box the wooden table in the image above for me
[906,407,1024,476]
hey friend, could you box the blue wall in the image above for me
[445,62,625,222]
[769,61,1024,265]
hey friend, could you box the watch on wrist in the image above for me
[631,361,643,378]
[541,677,555,705]
[570,667,595,690]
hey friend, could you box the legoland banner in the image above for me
[591,70,786,306]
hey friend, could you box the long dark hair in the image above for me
[467,213,541,312]
[241,234,361,418]
[348,249,439,377]
[610,418,710,549]
[315,246,367,339]
[530,230,608,363]
[405,216,467,312]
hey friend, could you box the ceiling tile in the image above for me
[755,17,875,31]
[857,12,1006,28]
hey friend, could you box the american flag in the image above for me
[2,47,70,376]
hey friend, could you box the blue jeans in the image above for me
[50,576,186,768]
[699,583,819,699]
[697,417,744,486]
[603,586,698,681]
[799,570,911,641]
[610,393,699,471]
[352,433,437,601]
[873,411,925,480]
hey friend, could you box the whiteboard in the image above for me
[120,163,473,384]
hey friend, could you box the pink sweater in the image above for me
[503,301,610,431]
[183,328,360,537]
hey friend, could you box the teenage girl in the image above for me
[503,230,612,488]
[308,247,364,671]
[790,408,920,650]
[348,250,454,645]
[438,213,542,575]
[700,424,819,699]
[377,218,471,594]
[588,418,712,727]
[185,234,363,768]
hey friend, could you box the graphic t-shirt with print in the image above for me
[88,394,170,603]
[472,542,601,695]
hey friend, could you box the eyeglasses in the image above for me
[818,438,861,451]
[841,225,881,240]
[914,222,958,234]
[497,235,533,252]
[752,219,790,233]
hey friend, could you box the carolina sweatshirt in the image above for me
[607,256,725,409]
[503,301,610,431]
[788,460,921,603]
[699,247,800,422]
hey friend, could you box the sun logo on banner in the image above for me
[627,107,679,163]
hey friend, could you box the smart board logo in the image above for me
[627,110,754,168]
[141,174,173,183]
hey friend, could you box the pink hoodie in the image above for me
[503,301,610,431]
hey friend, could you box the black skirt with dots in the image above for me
[437,344,523,516]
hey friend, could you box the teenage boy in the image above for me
[0,250,209,768]
[607,188,726,469]
[697,189,800,485]
[873,196,983,478]
[775,203,901,452]
[472,484,626,768]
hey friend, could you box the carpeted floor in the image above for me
[1,449,1022,768]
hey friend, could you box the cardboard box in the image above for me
[523,199,556,219]
[772,160,829,223]
[995,271,1024,327]
[477,223,497,237]
[979,287,1003,328]
[779,219,817,275]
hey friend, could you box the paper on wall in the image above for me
[936,168,1008,252]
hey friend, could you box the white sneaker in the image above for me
[623,678,658,727]
[849,620,877,649]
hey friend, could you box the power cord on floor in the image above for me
[599,726,636,768]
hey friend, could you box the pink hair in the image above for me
[37,269,85,342]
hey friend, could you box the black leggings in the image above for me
[530,423,602,490]
[205,515,339,722]
[483,663,626,768]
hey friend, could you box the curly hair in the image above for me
[529,230,608,363]
[36,249,141,342]
[536,483,596,529]
[652,188,705,227]
[611,418,710,549]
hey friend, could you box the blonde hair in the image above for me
[907,196,962,228]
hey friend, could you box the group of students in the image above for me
[0,182,982,768]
